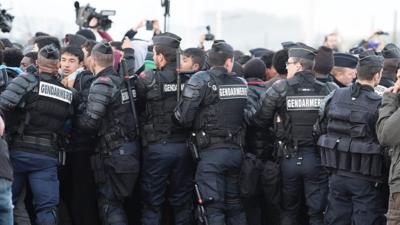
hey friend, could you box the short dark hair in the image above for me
[24,52,38,64]
[260,51,275,69]
[91,45,114,68]
[76,29,96,41]
[272,49,288,75]
[25,51,38,60]
[357,66,382,81]
[61,46,84,62]
[182,48,206,69]
[35,32,50,37]
[82,40,97,57]
[155,45,177,63]
[383,58,400,75]
[3,48,24,67]
[291,57,314,70]
[34,36,61,51]
[207,50,233,67]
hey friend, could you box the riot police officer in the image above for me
[77,42,140,225]
[331,53,358,88]
[317,50,386,225]
[174,42,248,225]
[136,32,193,225]
[0,45,73,225]
[251,44,336,225]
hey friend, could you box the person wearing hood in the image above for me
[130,39,150,74]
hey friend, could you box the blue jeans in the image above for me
[196,147,246,225]
[141,142,194,225]
[11,150,59,225]
[0,178,13,225]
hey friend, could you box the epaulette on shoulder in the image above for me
[187,71,210,87]
[139,70,157,87]
[94,76,113,85]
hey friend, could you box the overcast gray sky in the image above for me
[2,0,400,51]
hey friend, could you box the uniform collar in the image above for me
[288,70,315,85]
[210,66,228,76]
[246,77,265,85]
[97,66,116,77]
[332,75,348,88]
[351,82,375,98]
[161,62,177,72]
[39,72,55,80]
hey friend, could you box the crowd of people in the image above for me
[0,14,398,225]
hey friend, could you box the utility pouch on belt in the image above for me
[195,131,210,150]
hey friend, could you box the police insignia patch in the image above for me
[218,84,247,99]
[38,82,73,104]
[286,96,324,111]
[162,83,184,93]
[121,88,137,104]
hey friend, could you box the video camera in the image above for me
[74,1,115,31]
[0,5,13,33]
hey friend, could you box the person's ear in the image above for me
[192,63,200,71]
[296,62,302,71]
[374,71,382,82]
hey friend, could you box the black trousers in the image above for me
[59,150,100,225]
[325,174,386,225]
